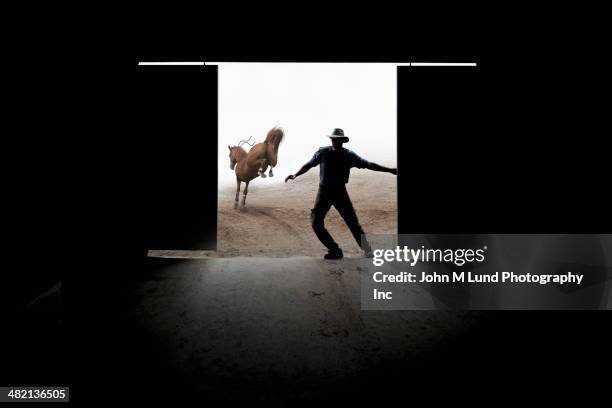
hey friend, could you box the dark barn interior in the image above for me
[3,24,612,405]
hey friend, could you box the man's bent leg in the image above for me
[310,186,339,251]
[335,187,372,253]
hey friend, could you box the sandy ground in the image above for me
[217,170,396,258]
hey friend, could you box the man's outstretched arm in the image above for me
[285,163,313,182]
[367,162,397,175]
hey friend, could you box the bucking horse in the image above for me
[228,127,284,209]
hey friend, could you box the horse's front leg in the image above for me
[268,166,274,177]
[241,181,249,208]
[234,178,241,209]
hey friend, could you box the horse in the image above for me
[228,127,284,209]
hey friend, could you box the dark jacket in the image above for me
[306,146,369,186]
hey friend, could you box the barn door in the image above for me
[136,65,218,250]
[398,65,483,233]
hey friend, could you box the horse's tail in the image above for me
[264,126,283,167]
[264,126,284,147]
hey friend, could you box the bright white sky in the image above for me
[218,63,397,187]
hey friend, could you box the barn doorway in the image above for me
[216,63,398,258]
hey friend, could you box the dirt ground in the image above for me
[217,170,397,257]
[125,256,479,404]
[137,171,482,404]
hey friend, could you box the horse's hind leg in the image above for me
[268,147,277,177]
[241,181,249,208]
[234,178,241,209]
[257,159,268,178]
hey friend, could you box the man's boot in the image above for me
[324,248,343,260]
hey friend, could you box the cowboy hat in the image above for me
[327,128,349,143]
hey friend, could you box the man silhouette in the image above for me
[285,128,397,259]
